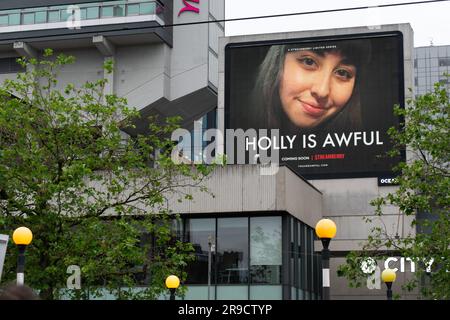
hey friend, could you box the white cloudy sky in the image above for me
[225,0,450,47]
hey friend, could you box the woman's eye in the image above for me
[298,57,317,68]
[335,68,354,80]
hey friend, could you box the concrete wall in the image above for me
[38,47,104,92]
[169,0,224,98]
[168,165,323,226]
[115,43,170,110]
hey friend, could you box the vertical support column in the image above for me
[93,35,116,98]
[13,42,37,100]
[321,244,330,300]
[16,245,26,285]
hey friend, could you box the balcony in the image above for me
[0,1,164,29]
[0,1,171,49]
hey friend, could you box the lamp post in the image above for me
[381,268,396,300]
[315,218,336,300]
[207,234,215,300]
[165,275,180,300]
[12,227,33,286]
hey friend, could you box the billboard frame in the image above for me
[224,30,406,180]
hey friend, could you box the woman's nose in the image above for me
[311,73,331,101]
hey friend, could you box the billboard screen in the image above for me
[225,31,405,179]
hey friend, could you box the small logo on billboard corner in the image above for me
[378,177,399,186]
[178,0,200,16]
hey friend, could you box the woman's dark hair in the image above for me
[250,39,372,132]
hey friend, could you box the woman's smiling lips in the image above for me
[297,99,327,117]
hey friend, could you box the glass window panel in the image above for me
[48,10,60,22]
[113,5,125,17]
[250,216,281,284]
[8,13,20,25]
[101,6,114,18]
[184,286,215,300]
[35,11,47,24]
[80,8,87,20]
[185,219,215,284]
[23,13,35,25]
[250,285,282,300]
[61,8,71,22]
[87,7,99,19]
[0,15,8,26]
[140,2,155,15]
[217,218,248,284]
[127,4,139,16]
[297,223,302,289]
[216,285,247,300]
[297,288,304,300]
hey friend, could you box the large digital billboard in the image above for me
[225,31,405,179]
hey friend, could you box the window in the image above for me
[140,2,155,15]
[48,10,60,22]
[184,219,215,284]
[439,58,450,67]
[250,216,282,284]
[60,8,71,22]
[101,6,114,18]
[217,218,248,284]
[127,4,140,16]
[114,5,125,17]
[86,7,99,19]
[0,15,8,26]
[35,11,47,24]
[22,12,35,25]
[0,57,25,74]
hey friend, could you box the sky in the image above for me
[225,0,450,47]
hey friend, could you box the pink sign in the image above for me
[178,0,200,16]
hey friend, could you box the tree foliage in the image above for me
[0,50,213,299]
[338,79,449,299]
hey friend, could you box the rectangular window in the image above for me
[0,57,24,74]
[438,58,450,67]
[60,8,71,22]
[127,4,140,16]
[35,11,47,24]
[114,5,125,17]
[101,6,114,18]
[184,218,216,284]
[80,8,87,20]
[0,15,8,26]
[86,7,99,19]
[250,216,282,284]
[217,218,248,284]
[48,10,60,22]
[140,2,155,15]
[8,13,20,25]
[22,12,35,25]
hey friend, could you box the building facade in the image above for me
[414,44,450,96]
[0,1,428,300]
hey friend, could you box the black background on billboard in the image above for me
[225,32,405,179]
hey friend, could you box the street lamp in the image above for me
[12,227,33,286]
[315,218,337,300]
[165,275,180,300]
[381,268,396,300]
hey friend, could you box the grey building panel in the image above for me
[167,165,323,225]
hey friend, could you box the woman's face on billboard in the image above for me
[278,50,356,128]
